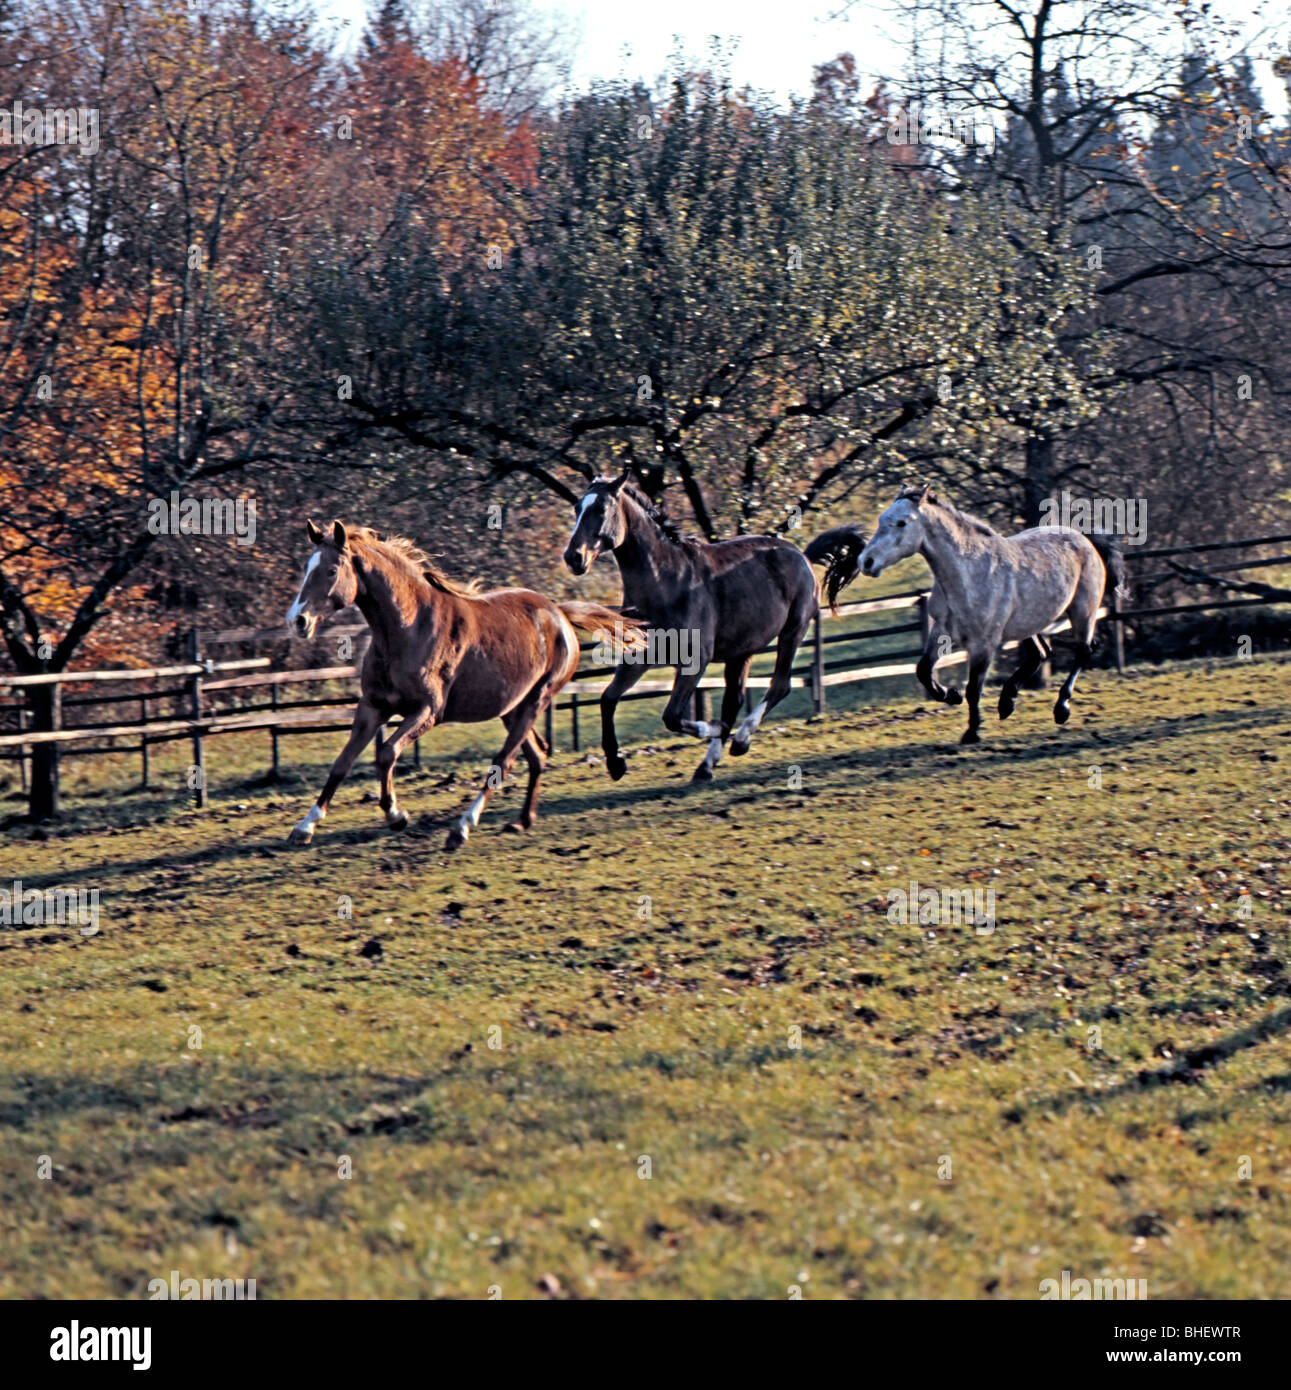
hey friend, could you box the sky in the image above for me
[318,0,1289,115]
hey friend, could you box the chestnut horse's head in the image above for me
[564,471,631,576]
[286,518,361,638]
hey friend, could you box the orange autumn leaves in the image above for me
[0,1,535,670]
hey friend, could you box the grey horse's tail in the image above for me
[1088,532,1126,614]
[805,524,868,614]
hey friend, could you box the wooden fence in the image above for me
[2,531,1289,807]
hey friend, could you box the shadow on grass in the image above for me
[1006,1005,1291,1124]
[6,699,1288,896]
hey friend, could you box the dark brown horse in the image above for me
[563,473,818,781]
[285,519,642,850]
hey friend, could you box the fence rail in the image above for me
[2,532,1288,806]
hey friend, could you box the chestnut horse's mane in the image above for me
[347,527,483,598]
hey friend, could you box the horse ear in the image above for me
[306,517,323,545]
[918,486,933,505]
[332,520,349,552]
[609,469,630,495]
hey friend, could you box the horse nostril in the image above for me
[295,615,307,633]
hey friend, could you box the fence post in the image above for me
[1112,594,1126,674]
[188,629,207,808]
[139,696,150,788]
[28,682,61,819]
[812,609,825,715]
[545,701,555,754]
[18,705,27,794]
[919,592,932,651]
[270,684,281,780]
[571,693,579,752]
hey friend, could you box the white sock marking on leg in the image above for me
[736,700,767,743]
[457,791,487,837]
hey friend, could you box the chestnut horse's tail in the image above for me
[805,524,868,614]
[557,602,649,654]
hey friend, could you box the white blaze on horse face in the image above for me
[286,550,322,632]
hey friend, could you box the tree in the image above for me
[290,71,1101,543]
[0,0,336,817]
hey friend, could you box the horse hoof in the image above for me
[502,819,529,834]
[944,688,964,706]
[1054,704,1071,725]
[691,763,714,783]
[606,755,628,782]
[444,828,467,852]
[959,727,982,745]
[287,826,314,847]
[998,693,1015,721]
[387,810,408,832]
[728,738,749,758]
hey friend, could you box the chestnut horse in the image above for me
[285,519,642,851]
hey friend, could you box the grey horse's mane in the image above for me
[900,485,997,539]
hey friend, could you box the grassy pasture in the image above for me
[2,655,1290,1299]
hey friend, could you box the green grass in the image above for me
[2,655,1291,1299]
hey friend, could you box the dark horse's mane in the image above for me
[620,482,687,546]
[347,527,483,598]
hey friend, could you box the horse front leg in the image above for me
[916,621,963,706]
[376,703,437,830]
[599,660,647,781]
[959,651,992,745]
[660,660,715,784]
[288,699,385,845]
[692,657,751,781]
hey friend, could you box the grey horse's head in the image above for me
[860,486,931,578]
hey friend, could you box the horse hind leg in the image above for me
[504,728,547,833]
[731,610,808,757]
[998,635,1050,721]
[445,709,534,851]
[1054,639,1093,725]
[1054,596,1098,725]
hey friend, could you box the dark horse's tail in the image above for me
[804,525,868,614]
[1088,532,1126,614]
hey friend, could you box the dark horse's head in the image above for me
[286,518,361,638]
[564,472,632,575]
